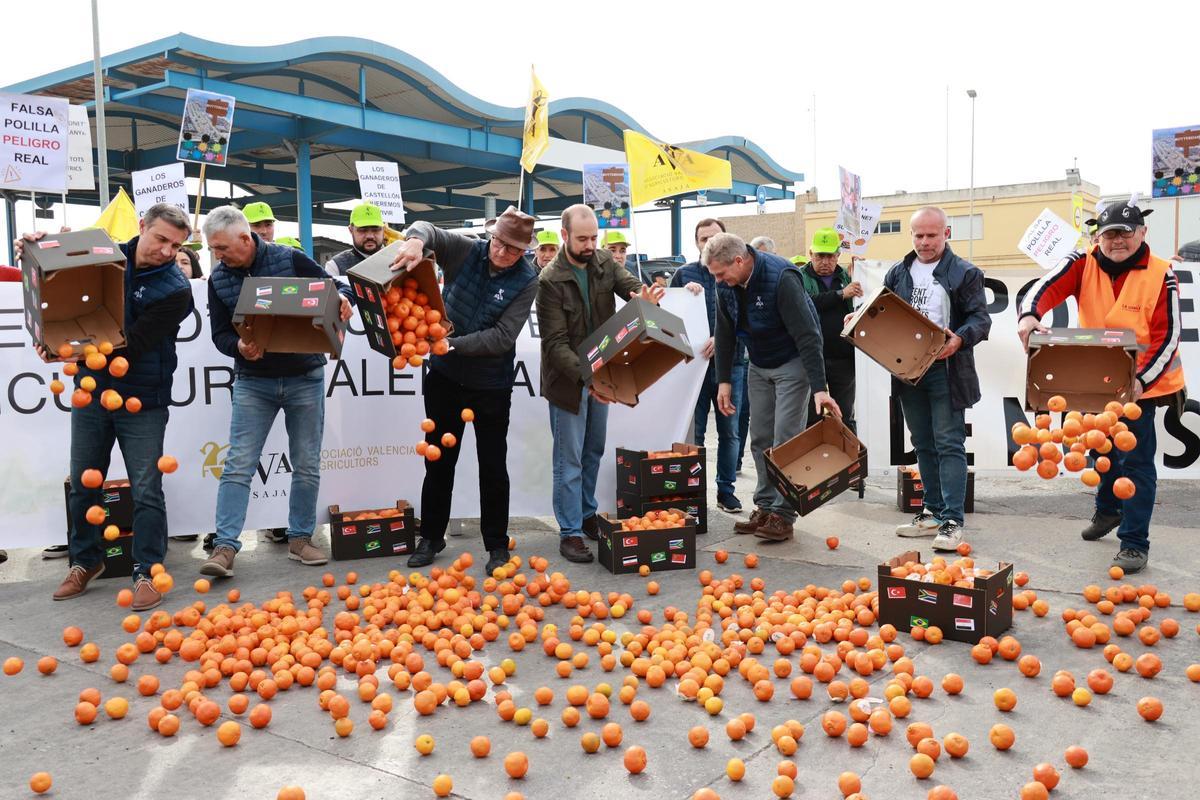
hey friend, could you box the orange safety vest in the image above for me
[1078,248,1186,398]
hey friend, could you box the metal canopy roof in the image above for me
[3,34,801,233]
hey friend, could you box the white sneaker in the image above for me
[896,510,940,538]
[931,520,964,552]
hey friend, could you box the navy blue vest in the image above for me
[79,239,193,410]
[210,236,326,376]
[717,249,803,369]
[329,248,365,276]
[431,239,536,390]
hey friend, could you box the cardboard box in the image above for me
[1026,328,1140,412]
[63,477,134,530]
[877,551,1014,644]
[328,501,416,561]
[97,531,135,580]
[616,492,707,535]
[764,416,866,517]
[232,277,346,357]
[842,286,947,384]
[19,229,126,356]
[579,298,694,406]
[896,466,975,514]
[616,443,706,497]
[346,243,449,358]
[596,512,696,574]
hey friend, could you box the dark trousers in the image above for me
[1094,400,1158,553]
[807,358,856,433]
[419,368,513,551]
[68,401,169,579]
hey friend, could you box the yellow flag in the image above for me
[91,187,139,243]
[623,130,733,208]
[520,67,549,174]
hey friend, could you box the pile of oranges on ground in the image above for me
[47,340,144,413]
[382,277,450,370]
[415,411,473,463]
[618,510,692,531]
[1011,394,1141,495]
[4,538,1199,800]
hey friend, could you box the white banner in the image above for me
[355,161,405,224]
[1018,208,1078,270]
[0,287,710,548]
[851,260,1200,481]
[66,104,94,192]
[131,162,188,218]
[0,92,69,193]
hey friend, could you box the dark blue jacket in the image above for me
[433,239,537,390]
[670,261,746,368]
[717,252,807,368]
[208,234,354,378]
[884,244,991,409]
[77,238,193,410]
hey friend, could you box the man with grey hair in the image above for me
[16,204,195,610]
[200,205,355,578]
[887,206,990,551]
[707,231,840,543]
[538,204,664,563]
[750,235,776,253]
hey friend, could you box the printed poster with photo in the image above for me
[583,163,631,228]
[177,88,236,167]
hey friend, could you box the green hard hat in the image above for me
[275,236,304,250]
[536,229,561,246]
[243,202,276,224]
[350,203,384,228]
[604,230,629,246]
[811,227,842,254]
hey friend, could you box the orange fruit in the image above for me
[217,720,241,746]
[276,788,306,800]
[826,537,839,549]
[1020,783,1049,800]
[602,722,623,748]
[433,775,453,798]
[425,445,442,462]
[36,656,57,675]
[125,397,142,413]
[75,701,98,725]
[688,726,709,748]
[1047,395,1067,412]
[943,732,969,758]
[29,772,52,794]
[989,723,1015,750]
[1112,477,1135,499]
[3,656,24,675]
[623,745,647,774]
[1032,763,1060,791]
[470,735,491,757]
[249,704,272,729]
[504,751,529,778]
[837,772,862,796]
[771,775,795,798]
[744,553,759,568]
[942,673,963,694]
[420,418,436,432]
[104,696,129,719]
[726,758,746,781]
[157,455,178,474]
[993,688,1016,711]
[156,714,180,736]
[441,432,457,448]
[910,753,935,779]
[81,468,104,488]
[1137,696,1163,721]
[1064,745,1089,768]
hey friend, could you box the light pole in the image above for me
[91,0,110,206]
[966,89,977,260]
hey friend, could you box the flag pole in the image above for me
[30,192,36,230]
[517,169,524,211]
[192,162,207,240]
[61,191,68,229]
[627,203,644,285]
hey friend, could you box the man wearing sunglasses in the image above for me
[1018,201,1185,574]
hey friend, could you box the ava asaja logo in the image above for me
[200,440,293,496]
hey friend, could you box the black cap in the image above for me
[1086,203,1153,235]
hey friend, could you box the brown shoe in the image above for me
[53,562,105,600]
[130,576,163,611]
[287,537,328,566]
[754,513,795,542]
[200,546,237,577]
[734,508,768,535]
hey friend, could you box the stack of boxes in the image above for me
[614,444,707,534]
[62,478,134,578]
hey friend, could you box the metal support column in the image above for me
[297,141,313,253]
[670,198,682,257]
[4,193,17,265]
[522,173,535,216]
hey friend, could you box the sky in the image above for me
[1,0,1195,261]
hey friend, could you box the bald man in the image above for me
[888,207,990,551]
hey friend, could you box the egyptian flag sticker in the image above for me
[954,618,975,631]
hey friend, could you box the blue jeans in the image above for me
[213,368,325,552]
[736,363,750,470]
[549,385,608,539]
[897,362,967,525]
[695,363,744,496]
[1095,400,1157,553]
[68,401,169,579]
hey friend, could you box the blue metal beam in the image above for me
[297,141,313,253]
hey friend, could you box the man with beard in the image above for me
[538,205,664,563]
[326,203,387,277]
[1019,201,1184,574]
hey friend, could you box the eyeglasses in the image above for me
[1100,229,1139,241]
[492,239,524,255]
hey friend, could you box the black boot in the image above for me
[407,538,445,568]
[485,547,510,576]
[559,536,594,563]
[1081,511,1121,541]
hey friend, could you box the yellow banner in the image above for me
[520,67,549,174]
[91,187,139,243]
[623,130,733,207]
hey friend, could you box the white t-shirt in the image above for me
[909,259,950,330]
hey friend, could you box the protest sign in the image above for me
[1018,208,1078,270]
[355,161,406,224]
[66,104,94,191]
[835,166,862,252]
[0,92,69,192]
[177,89,235,167]
[132,162,188,218]
[583,163,631,229]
